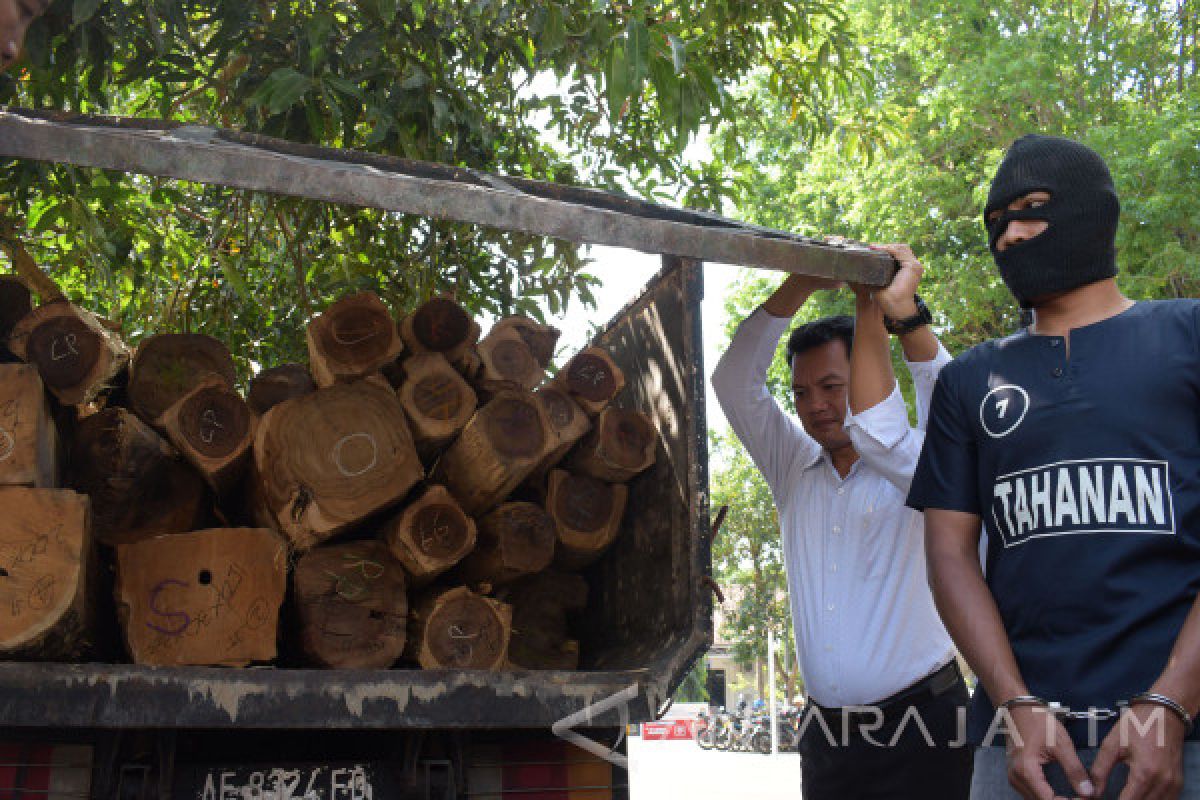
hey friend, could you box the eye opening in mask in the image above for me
[985,190,1053,245]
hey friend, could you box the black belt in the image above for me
[810,661,962,731]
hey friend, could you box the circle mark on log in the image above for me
[412,298,469,351]
[25,317,100,390]
[414,504,467,559]
[322,308,391,364]
[332,432,379,478]
[486,397,544,459]
[413,375,463,421]
[566,354,616,402]
[557,474,613,534]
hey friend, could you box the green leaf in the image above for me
[72,0,104,26]
[668,34,687,74]
[624,18,650,86]
[606,42,630,121]
[250,68,312,115]
[218,256,251,301]
[541,4,566,54]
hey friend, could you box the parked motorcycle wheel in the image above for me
[696,729,715,750]
[714,729,732,751]
[752,731,772,754]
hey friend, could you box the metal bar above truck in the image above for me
[0,107,895,284]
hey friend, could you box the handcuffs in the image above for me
[999,692,1194,733]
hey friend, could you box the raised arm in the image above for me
[711,274,838,493]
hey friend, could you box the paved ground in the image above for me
[627,736,802,800]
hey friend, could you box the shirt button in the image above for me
[826,604,835,612]
[1051,339,1061,347]
[836,487,845,496]
[832,526,842,534]
[1053,367,1064,377]
[831,564,838,573]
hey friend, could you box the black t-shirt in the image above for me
[908,300,1200,746]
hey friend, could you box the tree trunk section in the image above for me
[127,333,235,428]
[115,527,287,666]
[0,275,32,363]
[473,325,544,396]
[396,353,477,462]
[8,301,131,407]
[293,539,408,669]
[252,379,423,551]
[455,502,556,586]
[247,364,315,416]
[161,380,255,497]
[406,585,511,670]
[432,389,549,515]
[503,571,587,670]
[546,470,628,570]
[489,316,560,369]
[68,408,207,547]
[550,347,625,417]
[306,291,403,387]
[398,295,481,374]
[567,407,657,483]
[524,386,591,490]
[0,363,59,488]
[383,484,476,587]
[0,488,93,660]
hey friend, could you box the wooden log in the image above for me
[306,291,403,387]
[0,363,58,488]
[68,408,207,547]
[127,333,235,427]
[567,407,657,483]
[293,540,408,669]
[8,301,131,407]
[455,502,556,586]
[473,325,543,395]
[432,388,550,515]
[247,364,315,416]
[546,470,628,570]
[161,380,255,497]
[0,488,93,660]
[504,570,587,670]
[114,527,287,667]
[525,386,591,489]
[550,347,625,417]
[396,353,477,462]
[398,295,480,373]
[406,585,511,670]
[0,275,32,363]
[383,485,476,587]
[489,316,560,369]
[252,379,423,551]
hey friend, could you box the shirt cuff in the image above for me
[843,384,909,450]
[904,341,952,377]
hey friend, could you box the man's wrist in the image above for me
[884,295,933,335]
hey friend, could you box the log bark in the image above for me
[398,295,480,373]
[489,316,560,369]
[8,301,130,407]
[293,539,408,669]
[504,571,587,670]
[550,347,625,417]
[0,275,31,363]
[567,407,657,483]
[0,487,93,660]
[252,379,423,551]
[473,325,544,396]
[525,386,591,489]
[161,380,255,497]
[546,470,628,570]
[247,364,315,416]
[306,291,403,387]
[127,333,235,427]
[396,353,477,462]
[406,585,511,670]
[68,408,207,547]
[432,388,550,515]
[383,484,476,587]
[455,502,556,586]
[0,363,59,488]
[114,527,287,666]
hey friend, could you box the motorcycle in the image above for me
[694,708,715,750]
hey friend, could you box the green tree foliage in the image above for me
[708,0,1199,690]
[0,0,860,375]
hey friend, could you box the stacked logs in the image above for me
[0,286,658,673]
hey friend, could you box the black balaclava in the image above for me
[983,134,1120,308]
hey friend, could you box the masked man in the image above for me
[909,134,1200,799]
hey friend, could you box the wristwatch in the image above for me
[883,294,933,335]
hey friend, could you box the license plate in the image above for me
[175,762,398,800]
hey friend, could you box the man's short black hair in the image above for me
[785,315,854,366]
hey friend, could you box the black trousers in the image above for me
[799,676,973,800]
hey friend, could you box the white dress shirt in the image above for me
[711,307,955,707]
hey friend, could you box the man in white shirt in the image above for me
[711,246,970,799]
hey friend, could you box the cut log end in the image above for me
[409,586,511,670]
[384,485,475,585]
[129,333,235,426]
[398,353,477,461]
[9,303,129,407]
[247,364,316,416]
[176,385,252,460]
[484,395,545,459]
[409,297,471,352]
[0,363,59,488]
[293,540,408,669]
[569,407,657,483]
[456,502,556,585]
[557,349,624,413]
[547,471,628,570]
[306,292,402,386]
